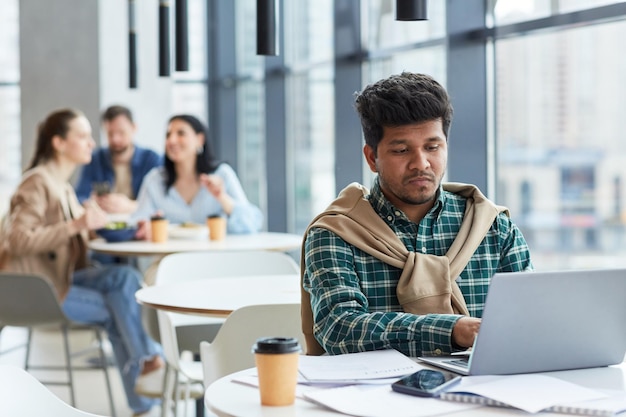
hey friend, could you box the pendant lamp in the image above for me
[396,0,428,21]
[257,0,279,56]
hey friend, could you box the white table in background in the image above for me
[89,232,302,257]
[205,363,626,417]
[135,274,300,317]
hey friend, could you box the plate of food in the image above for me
[168,222,209,240]
[96,221,137,242]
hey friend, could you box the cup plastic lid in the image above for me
[252,337,301,354]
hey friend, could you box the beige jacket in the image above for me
[0,164,89,300]
[301,182,507,355]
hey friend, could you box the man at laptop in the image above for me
[301,72,533,357]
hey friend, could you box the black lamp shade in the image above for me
[257,0,279,56]
[396,0,428,21]
[159,1,171,76]
[128,0,137,88]
[175,0,189,71]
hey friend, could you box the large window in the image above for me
[284,0,335,233]
[494,3,626,270]
[0,0,20,216]
[287,68,335,232]
[494,0,621,25]
[235,0,267,215]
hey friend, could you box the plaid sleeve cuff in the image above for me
[418,314,462,356]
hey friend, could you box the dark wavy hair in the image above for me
[101,104,133,123]
[27,108,84,171]
[354,72,453,153]
[164,114,221,190]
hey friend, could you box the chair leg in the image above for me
[183,377,190,417]
[95,329,117,417]
[195,396,204,417]
[161,364,177,417]
[172,370,180,416]
[61,325,77,407]
[24,327,33,370]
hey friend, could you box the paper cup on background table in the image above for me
[150,215,169,243]
[207,215,227,241]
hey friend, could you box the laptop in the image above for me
[419,268,626,375]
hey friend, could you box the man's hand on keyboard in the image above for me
[451,317,481,348]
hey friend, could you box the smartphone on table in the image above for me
[391,369,461,398]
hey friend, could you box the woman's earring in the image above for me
[196,146,203,155]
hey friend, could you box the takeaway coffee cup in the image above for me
[150,215,169,243]
[207,215,226,241]
[252,337,301,406]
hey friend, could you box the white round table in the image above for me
[205,368,339,417]
[135,274,300,316]
[204,365,626,417]
[89,232,302,257]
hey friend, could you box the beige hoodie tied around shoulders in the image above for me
[300,182,507,355]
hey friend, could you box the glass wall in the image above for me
[217,0,337,232]
[235,0,267,215]
[284,0,335,232]
[494,2,626,270]
[494,0,621,25]
[0,0,21,216]
[237,80,266,212]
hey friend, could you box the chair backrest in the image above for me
[0,364,105,416]
[155,250,299,285]
[0,273,67,327]
[200,303,305,387]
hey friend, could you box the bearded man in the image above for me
[75,105,161,214]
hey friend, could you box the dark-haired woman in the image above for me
[0,109,163,416]
[131,115,262,235]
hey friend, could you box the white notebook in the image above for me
[441,389,626,416]
[438,374,626,416]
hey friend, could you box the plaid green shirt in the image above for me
[303,178,533,357]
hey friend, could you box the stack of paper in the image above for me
[303,385,482,417]
[297,349,421,385]
[295,350,482,417]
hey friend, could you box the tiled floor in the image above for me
[0,325,204,417]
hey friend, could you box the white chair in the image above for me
[0,364,107,416]
[154,250,299,416]
[200,303,305,389]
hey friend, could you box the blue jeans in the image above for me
[62,265,161,414]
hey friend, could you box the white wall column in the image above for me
[20,0,173,170]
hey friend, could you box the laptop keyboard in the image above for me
[443,358,470,368]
